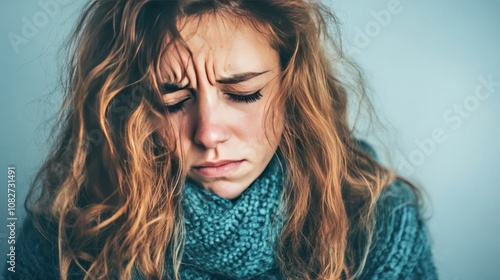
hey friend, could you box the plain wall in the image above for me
[1,0,499,279]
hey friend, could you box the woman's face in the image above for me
[161,15,283,199]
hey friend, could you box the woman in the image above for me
[4,0,438,279]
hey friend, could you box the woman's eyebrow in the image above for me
[160,70,270,93]
[216,70,270,84]
[161,83,190,94]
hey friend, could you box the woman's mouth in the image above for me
[193,160,244,177]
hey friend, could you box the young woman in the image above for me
[5,0,438,279]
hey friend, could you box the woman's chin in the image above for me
[201,181,250,200]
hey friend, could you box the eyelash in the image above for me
[228,91,263,103]
[165,91,263,113]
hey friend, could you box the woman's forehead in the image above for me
[160,14,278,84]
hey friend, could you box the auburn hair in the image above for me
[26,0,418,279]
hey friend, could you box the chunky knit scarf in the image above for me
[5,143,439,279]
[177,155,285,279]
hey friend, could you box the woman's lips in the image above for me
[193,160,244,177]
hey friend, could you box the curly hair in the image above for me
[25,1,417,279]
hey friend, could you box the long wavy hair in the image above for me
[26,0,419,279]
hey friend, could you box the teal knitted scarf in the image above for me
[178,155,285,279]
[8,143,439,279]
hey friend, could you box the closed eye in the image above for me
[227,90,263,103]
[163,89,263,114]
[164,97,191,113]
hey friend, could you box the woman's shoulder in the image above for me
[359,179,439,279]
[2,215,61,280]
[377,179,419,214]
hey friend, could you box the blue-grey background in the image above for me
[1,0,499,279]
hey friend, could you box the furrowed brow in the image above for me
[216,70,270,84]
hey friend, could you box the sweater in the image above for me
[2,154,438,279]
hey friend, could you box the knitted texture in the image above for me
[3,150,438,279]
[176,155,285,279]
[359,179,438,280]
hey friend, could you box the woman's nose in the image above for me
[193,93,230,149]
